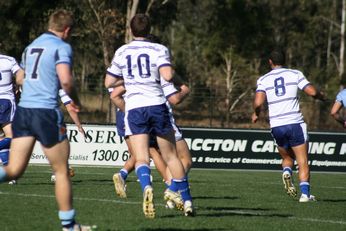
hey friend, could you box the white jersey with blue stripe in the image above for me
[107,40,171,111]
[256,67,310,128]
[19,32,72,109]
[0,54,20,101]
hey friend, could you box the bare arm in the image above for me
[56,63,81,108]
[104,73,124,88]
[167,84,190,105]
[109,86,126,112]
[65,103,85,136]
[159,66,173,82]
[303,84,326,101]
[330,101,346,127]
[15,68,25,86]
[252,91,266,123]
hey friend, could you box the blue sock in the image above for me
[172,177,192,202]
[0,167,7,182]
[283,167,292,175]
[119,168,128,180]
[0,138,11,150]
[59,209,76,228]
[135,164,151,192]
[0,150,9,166]
[168,179,179,192]
[300,181,310,196]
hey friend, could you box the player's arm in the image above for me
[330,101,346,127]
[57,63,81,109]
[303,84,326,101]
[65,103,86,136]
[109,86,126,112]
[14,68,25,86]
[167,84,190,105]
[252,91,266,123]
[159,66,173,82]
[104,73,124,88]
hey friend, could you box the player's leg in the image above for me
[2,123,13,138]
[156,132,194,215]
[149,146,169,182]
[277,146,297,197]
[291,143,315,202]
[0,136,35,182]
[176,139,192,173]
[113,137,133,198]
[130,134,155,218]
[271,126,297,197]
[42,139,72,211]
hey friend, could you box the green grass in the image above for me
[0,166,345,231]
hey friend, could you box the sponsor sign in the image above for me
[183,127,346,172]
[29,125,346,172]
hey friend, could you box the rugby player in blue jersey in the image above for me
[0,9,93,231]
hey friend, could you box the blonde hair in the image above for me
[48,9,74,32]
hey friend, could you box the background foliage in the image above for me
[0,0,345,130]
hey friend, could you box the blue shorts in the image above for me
[116,109,126,137]
[12,106,67,147]
[125,104,173,136]
[271,123,308,149]
[0,99,15,124]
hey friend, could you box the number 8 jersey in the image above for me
[107,40,171,111]
[19,32,72,109]
[256,67,310,128]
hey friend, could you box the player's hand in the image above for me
[69,101,81,113]
[252,112,258,123]
[180,84,190,95]
[77,125,86,137]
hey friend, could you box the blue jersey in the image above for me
[335,89,346,107]
[20,32,72,109]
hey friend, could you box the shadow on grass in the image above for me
[192,206,291,218]
[137,229,229,231]
[319,199,346,203]
[193,196,239,200]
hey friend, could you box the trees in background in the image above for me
[0,0,345,129]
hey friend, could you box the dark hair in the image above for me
[147,34,161,44]
[269,49,285,66]
[130,14,151,37]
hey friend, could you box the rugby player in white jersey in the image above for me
[105,14,193,218]
[110,77,192,209]
[0,54,24,184]
[252,49,325,202]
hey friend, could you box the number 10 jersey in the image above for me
[107,40,171,111]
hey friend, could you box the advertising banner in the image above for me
[182,128,346,172]
[29,124,346,172]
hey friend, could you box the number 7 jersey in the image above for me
[19,32,72,109]
[256,67,311,128]
[107,40,171,111]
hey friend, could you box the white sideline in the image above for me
[0,190,345,226]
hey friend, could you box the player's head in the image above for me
[147,34,161,44]
[130,14,151,38]
[269,49,285,66]
[48,9,74,39]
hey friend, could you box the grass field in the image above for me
[0,165,345,231]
